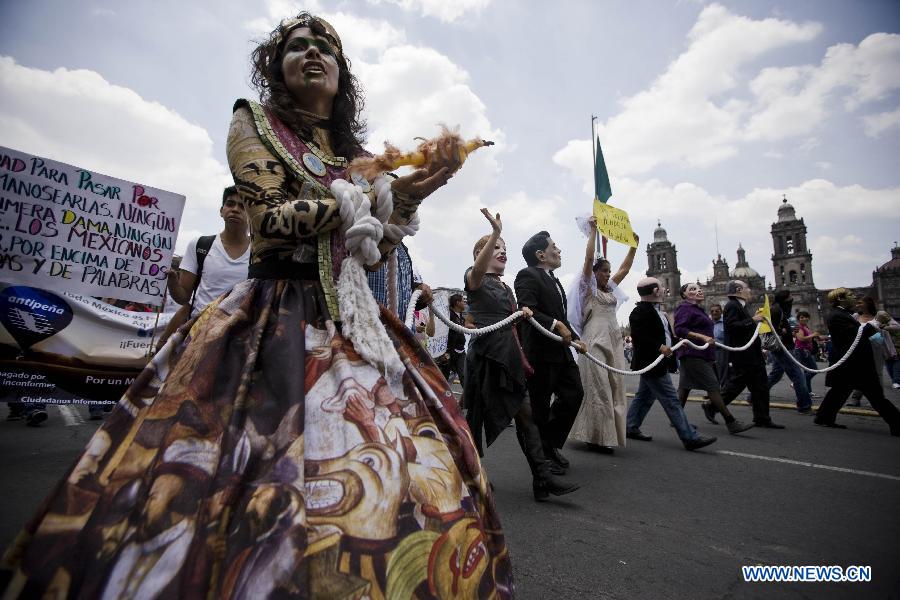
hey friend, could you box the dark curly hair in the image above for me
[592,257,611,273]
[250,12,366,159]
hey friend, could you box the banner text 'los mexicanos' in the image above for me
[0,146,185,304]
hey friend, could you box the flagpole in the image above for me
[591,116,604,259]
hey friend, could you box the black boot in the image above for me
[533,475,580,502]
[517,418,579,500]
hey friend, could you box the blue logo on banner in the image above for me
[0,286,74,350]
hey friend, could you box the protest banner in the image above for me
[593,200,638,248]
[0,146,185,305]
[0,282,173,405]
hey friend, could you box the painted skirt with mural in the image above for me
[2,277,514,599]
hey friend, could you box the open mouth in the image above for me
[463,537,486,577]
[497,256,507,263]
[303,62,325,75]
[304,470,363,516]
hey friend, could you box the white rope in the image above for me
[406,289,526,338]
[412,299,867,378]
[760,317,866,374]
[524,316,708,377]
[332,177,406,397]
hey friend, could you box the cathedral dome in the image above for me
[653,220,668,242]
[731,243,759,279]
[732,264,760,279]
[777,196,796,222]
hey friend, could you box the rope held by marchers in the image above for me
[407,290,865,377]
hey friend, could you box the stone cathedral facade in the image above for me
[645,197,899,332]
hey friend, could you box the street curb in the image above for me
[624,393,881,417]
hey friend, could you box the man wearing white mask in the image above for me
[625,277,717,451]
[720,280,785,428]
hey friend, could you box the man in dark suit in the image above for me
[625,278,717,451]
[814,288,900,434]
[515,231,586,472]
[720,280,784,428]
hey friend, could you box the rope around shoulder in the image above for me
[405,289,865,377]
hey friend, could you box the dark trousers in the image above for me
[715,348,729,387]
[817,378,900,429]
[721,363,772,424]
[526,359,584,449]
[513,396,554,480]
[440,351,466,387]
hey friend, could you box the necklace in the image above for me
[298,107,329,123]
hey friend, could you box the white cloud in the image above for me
[0,57,233,251]
[589,3,820,177]
[862,107,900,137]
[745,33,900,140]
[809,234,870,264]
[366,0,490,23]
[559,7,899,182]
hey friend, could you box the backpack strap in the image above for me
[189,235,217,313]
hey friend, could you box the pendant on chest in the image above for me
[302,152,328,177]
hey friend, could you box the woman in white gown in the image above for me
[568,218,638,454]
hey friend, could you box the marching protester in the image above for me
[765,290,813,413]
[516,230,587,474]
[674,283,753,434]
[720,280,785,429]
[438,293,468,389]
[366,240,434,327]
[567,218,638,454]
[464,209,580,501]
[625,278,717,450]
[3,12,514,598]
[814,288,900,435]
[848,296,885,406]
[793,310,822,396]
[157,185,251,346]
[709,302,729,386]
[875,310,900,389]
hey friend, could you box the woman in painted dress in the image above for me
[567,219,637,454]
[2,13,514,599]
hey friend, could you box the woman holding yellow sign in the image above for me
[567,217,638,454]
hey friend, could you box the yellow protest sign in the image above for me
[593,199,637,248]
[756,294,773,334]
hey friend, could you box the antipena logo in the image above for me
[0,286,74,350]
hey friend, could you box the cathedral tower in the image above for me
[645,221,681,313]
[770,196,821,329]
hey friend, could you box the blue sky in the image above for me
[2,0,899,321]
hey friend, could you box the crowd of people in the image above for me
[3,10,899,599]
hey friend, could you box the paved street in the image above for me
[2,375,899,599]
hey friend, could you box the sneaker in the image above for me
[893,383,900,390]
[809,392,820,398]
[25,409,48,427]
[726,420,754,434]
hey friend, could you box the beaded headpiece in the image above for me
[275,14,343,58]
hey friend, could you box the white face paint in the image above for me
[683,283,704,303]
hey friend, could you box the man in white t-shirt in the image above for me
[166,186,250,318]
